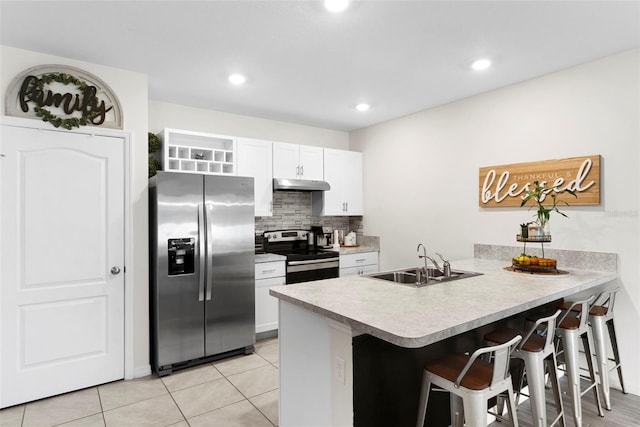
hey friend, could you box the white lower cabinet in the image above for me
[339,252,379,277]
[255,260,285,333]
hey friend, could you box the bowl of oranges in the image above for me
[512,253,557,271]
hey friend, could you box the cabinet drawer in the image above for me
[255,261,285,280]
[339,252,378,269]
[340,264,379,277]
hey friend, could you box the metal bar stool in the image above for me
[555,296,604,427]
[588,287,626,410]
[416,335,522,427]
[484,310,565,427]
[556,288,626,410]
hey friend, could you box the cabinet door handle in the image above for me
[300,165,304,176]
[345,202,348,212]
[261,269,276,274]
[269,201,273,213]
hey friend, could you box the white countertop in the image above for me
[269,258,617,348]
[333,245,378,255]
[255,253,286,263]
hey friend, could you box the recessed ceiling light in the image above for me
[356,103,370,112]
[325,0,350,13]
[228,73,246,85]
[471,59,491,71]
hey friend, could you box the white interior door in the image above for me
[0,124,125,408]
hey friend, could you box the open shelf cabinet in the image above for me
[158,128,236,175]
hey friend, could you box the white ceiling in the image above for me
[1,1,639,131]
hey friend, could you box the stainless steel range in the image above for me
[262,230,339,284]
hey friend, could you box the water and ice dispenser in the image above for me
[168,238,195,275]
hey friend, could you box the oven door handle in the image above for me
[288,257,340,266]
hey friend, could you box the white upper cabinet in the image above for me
[236,137,273,217]
[159,128,236,175]
[273,142,324,181]
[321,148,363,216]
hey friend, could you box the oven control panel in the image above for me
[263,230,308,242]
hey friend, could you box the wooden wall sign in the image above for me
[479,155,600,207]
[4,64,123,130]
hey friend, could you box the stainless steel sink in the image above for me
[370,271,419,284]
[367,267,482,287]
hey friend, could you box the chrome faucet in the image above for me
[416,243,428,283]
[436,253,452,277]
[417,245,452,281]
[424,255,442,273]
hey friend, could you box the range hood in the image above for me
[273,178,330,191]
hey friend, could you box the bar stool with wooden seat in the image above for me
[416,335,522,427]
[588,287,626,410]
[555,296,604,427]
[484,310,565,427]
[556,288,626,411]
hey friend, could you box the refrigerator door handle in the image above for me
[198,202,206,302]
[205,202,214,301]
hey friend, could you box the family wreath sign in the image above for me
[5,65,123,130]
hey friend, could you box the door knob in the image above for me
[111,266,121,275]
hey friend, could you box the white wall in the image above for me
[149,100,349,149]
[0,45,151,377]
[350,49,640,394]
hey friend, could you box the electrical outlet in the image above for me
[335,356,346,385]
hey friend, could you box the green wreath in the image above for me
[32,73,101,130]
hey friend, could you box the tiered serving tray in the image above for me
[508,233,568,275]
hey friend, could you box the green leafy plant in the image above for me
[148,132,161,153]
[31,73,100,130]
[148,132,161,177]
[520,180,577,226]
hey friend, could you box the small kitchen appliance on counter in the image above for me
[263,229,339,284]
[310,225,333,249]
[149,172,256,376]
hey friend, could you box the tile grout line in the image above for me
[95,386,106,427]
[157,375,190,427]
[165,386,190,427]
[245,396,277,427]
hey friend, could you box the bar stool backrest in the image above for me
[558,295,595,331]
[520,309,561,352]
[455,335,522,388]
[594,287,619,321]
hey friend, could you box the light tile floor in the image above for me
[0,337,279,427]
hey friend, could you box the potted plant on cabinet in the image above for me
[520,180,577,236]
[148,132,161,178]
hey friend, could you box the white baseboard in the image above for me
[133,364,152,379]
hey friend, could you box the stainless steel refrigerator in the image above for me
[149,171,255,376]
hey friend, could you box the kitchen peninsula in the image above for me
[269,245,618,426]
